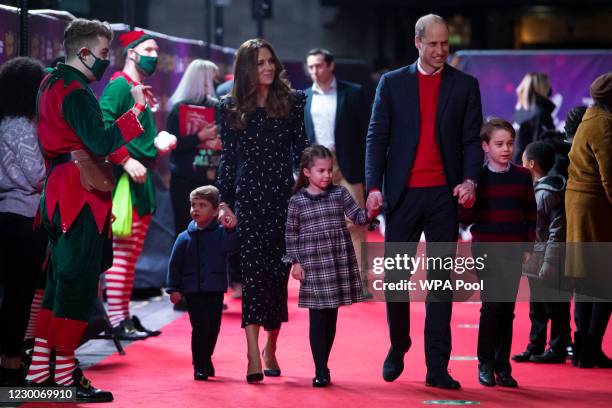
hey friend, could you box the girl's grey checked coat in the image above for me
[284,185,367,309]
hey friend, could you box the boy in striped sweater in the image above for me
[460,118,536,388]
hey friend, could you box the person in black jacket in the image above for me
[512,72,556,163]
[166,185,238,381]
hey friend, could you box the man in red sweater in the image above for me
[366,14,483,389]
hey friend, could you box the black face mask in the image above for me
[78,49,110,81]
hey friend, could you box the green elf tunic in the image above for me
[36,63,143,342]
[99,71,158,216]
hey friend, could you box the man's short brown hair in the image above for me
[189,185,220,208]
[64,18,113,58]
[480,117,516,143]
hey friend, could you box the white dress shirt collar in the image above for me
[417,58,443,76]
[312,77,337,95]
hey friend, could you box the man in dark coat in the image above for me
[365,14,483,389]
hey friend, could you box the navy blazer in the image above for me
[166,220,239,294]
[305,80,368,184]
[365,62,484,212]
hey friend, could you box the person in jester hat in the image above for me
[24,19,149,402]
[99,30,177,340]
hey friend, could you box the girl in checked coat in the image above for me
[284,144,371,388]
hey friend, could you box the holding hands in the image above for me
[290,262,304,281]
[170,292,182,305]
[453,181,476,209]
[218,203,237,229]
[366,190,383,218]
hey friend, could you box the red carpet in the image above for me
[25,231,612,407]
[26,287,612,407]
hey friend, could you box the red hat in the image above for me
[119,30,154,50]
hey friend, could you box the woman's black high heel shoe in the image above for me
[262,350,281,377]
[246,372,264,383]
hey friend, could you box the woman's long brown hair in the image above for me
[226,38,294,130]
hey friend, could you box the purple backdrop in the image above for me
[454,50,612,128]
[0,6,20,65]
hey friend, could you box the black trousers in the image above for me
[309,308,338,376]
[476,246,522,374]
[527,278,571,354]
[385,186,457,375]
[574,297,611,352]
[0,212,47,357]
[184,292,224,370]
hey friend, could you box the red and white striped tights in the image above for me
[105,211,151,327]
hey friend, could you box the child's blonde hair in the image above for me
[189,185,220,208]
[480,118,516,143]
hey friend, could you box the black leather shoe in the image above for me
[477,365,495,387]
[194,370,208,381]
[323,368,331,384]
[246,372,263,383]
[207,360,215,377]
[131,315,161,337]
[312,376,329,388]
[529,349,566,364]
[494,372,518,388]
[382,347,406,382]
[113,319,149,341]
[425,372,461,389]
[594,350,612,368]
[72,368,114,403]
[511,350,536,362]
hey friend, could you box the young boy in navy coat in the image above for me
[167,185,239,380]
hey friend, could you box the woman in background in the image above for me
[0,57,47,386]
[167,59,221,234]
[512,72,556,163]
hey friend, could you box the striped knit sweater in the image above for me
[459,163,536,244]
[0,116,45,217]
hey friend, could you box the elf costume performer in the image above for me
[25,19,148,402]
[99,30,175,340]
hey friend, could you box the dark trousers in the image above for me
[184,292,224,370]
[0,212,48,357]
[527,278,571,354]
[476,246,522,374]
[385,186,457,375]
[309,308,338,376]
[574,297,611,353]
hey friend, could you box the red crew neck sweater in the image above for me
[406,72,447,187]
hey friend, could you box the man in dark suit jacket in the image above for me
[305,48,370,290]
[365,14,484,389]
